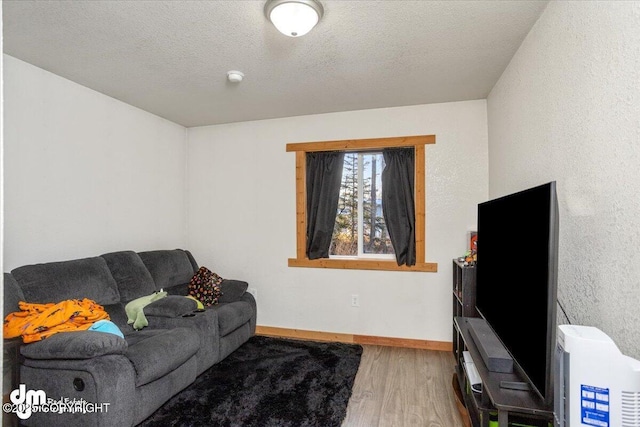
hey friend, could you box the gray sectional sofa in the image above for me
[3,249,257,427]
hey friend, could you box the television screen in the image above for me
[476,181,558,404]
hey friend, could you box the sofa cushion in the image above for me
[103,303,131,332]
[138,250,196,291]
[213,301,254,336]
[125,327,199,387]
[144,295,198,318]
[11,257,121,305]
[184,251,200,273]
[4,273,25,315]
[165,282,189,296]
[101,251,156,303]
[218,279,249,304]
[21,330,128,360]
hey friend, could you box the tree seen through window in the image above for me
[330,152,394,257]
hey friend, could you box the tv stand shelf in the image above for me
[454,316,554,426]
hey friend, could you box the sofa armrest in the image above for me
[144,295,198,318]
[21,354,137,427]
[20,331,127,360]
[218,279,249,303]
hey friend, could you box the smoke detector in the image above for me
[227,70,244,83]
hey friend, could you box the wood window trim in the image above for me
[286,135,438,273]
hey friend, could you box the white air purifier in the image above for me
[555,325,640,427]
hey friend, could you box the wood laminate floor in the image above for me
[343,345,465,427]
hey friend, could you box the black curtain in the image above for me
[306,151,345,259]
[381,148,416,266]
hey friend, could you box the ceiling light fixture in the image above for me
[264,0,323,38]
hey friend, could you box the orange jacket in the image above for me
[3,298,110,343]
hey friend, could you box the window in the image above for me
[286,135,437,272]
[330,152,394,259]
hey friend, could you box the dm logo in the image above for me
[8,384,46,420]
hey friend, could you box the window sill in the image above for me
[288,258,438,272]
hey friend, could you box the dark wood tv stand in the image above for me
[453,316,554,426]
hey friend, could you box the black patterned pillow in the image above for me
[188,267,223,307]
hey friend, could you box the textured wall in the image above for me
[187,100,488,342]
[4,55,188,269]
[487,2,640,358]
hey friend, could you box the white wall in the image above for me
[187,100,488,342]
[487,2,640,358]
[3,55,188,270]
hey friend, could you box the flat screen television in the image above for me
[475,181,559,406]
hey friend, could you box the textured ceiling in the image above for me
[3,1,548,127]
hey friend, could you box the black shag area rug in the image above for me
[138,335,363,427]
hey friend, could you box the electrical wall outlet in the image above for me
[351,294,359,307]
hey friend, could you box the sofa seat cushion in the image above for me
[125,327,199,387]
[213,301,254,336]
